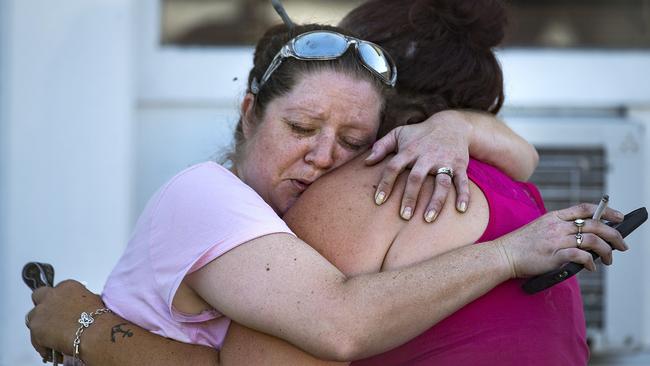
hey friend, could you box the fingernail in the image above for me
[365,150,376,161]
[401,206,413,220]
[615,210,624,220]
[623,242,630,251]
[375,191,386,205]
[425,209,438,223]
[457,201,467,213]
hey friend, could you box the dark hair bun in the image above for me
[411,0,507,50]
[341,0,508,136]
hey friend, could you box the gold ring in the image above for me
[574,218,585,235]
[576,233,584,249]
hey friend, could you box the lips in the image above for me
[290,179,312,192]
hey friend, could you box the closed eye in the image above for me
[285,120,316,135]
[340,137,368,151]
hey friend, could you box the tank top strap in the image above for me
[467,159,545,242]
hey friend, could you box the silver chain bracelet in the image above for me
[72,308,112,365]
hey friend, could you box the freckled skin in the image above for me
[173,70,382,317]
[237,70,382,215]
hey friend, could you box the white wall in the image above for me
[134,105,238,213]
[0,1,134,364]
[0,0,12,359]
[499,50,650,108]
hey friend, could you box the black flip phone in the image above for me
[522,207,648,294]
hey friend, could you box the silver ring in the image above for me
[576,233,584,249]
[436,167,454,179]
[574,218,585,235]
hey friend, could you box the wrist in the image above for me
[435,109,474,144]
[492,240,518,280]
[72,308,114,363]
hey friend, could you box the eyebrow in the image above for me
[284,106,328,121]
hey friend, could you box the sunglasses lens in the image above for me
[358,42,392,82]
[294,32,348,58]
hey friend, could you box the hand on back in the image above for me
[365,110,473,223]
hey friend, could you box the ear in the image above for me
[240,93,257,139]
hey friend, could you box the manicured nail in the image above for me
[401,206,413,220]
[425,209,438,223]
[457,201,467,213]
[375,191,386,205]
[365,150,376,161]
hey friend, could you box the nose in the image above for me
[305,134,336,170]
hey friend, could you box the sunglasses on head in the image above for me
[251,30,397,94]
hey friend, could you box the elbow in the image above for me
[315,312,370,361]
[319,333,366,362]
[531,144,540,170]
[523,143,540,180]
[312,284,375,361]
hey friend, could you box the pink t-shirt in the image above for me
[102,162,293,349]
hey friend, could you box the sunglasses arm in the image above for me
[252,46,291,94]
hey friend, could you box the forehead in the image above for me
[269,70,383,132]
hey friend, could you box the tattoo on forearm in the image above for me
[111,323,134,343]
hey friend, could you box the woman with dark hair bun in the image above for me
[26,1,619,365]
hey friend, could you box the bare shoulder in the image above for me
[283,153,400,276]
[382,177,489,271]
[284,153,490,275]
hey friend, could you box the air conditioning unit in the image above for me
[506,111,648,358]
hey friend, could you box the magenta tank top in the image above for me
[352,159,588,366]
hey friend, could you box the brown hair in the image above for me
[228,23,389,165]
[340,0,507,137]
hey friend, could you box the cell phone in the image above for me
[22,262,55,291]
[23,262,64,365]
[522,207,648,294]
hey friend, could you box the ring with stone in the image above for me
[574,218,585,235]
[576,233,584,249]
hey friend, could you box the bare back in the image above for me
[220,153,490,364]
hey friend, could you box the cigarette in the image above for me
[592,195,609,221]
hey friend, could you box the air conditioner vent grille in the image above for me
[529,147,606,330]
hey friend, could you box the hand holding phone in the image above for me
[522,207,648,294]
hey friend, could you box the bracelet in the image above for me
[73,308,112,364]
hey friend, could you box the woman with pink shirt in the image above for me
[26,1,626,365]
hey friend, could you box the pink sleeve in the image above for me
[147,162,294,322]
